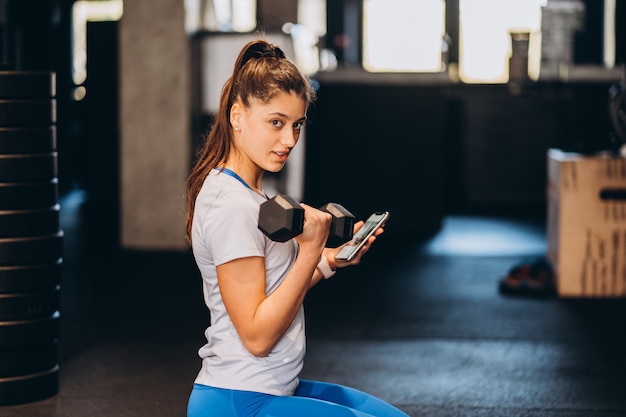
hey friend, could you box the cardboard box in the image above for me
[547,149,626,297]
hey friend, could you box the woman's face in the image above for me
[231,90,307,173]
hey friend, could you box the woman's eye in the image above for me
[293,122,304,131]
[271,120,283,127]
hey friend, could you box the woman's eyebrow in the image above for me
[267,111,288,118]
[268,112,306,122]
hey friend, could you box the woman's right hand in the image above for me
[295,203,332,253]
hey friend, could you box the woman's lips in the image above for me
[273,151,290,162]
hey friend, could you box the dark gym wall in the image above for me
[325,0,362,67]
[84,20,119,256]
[573,0,626,66]
[574,0,604,65]
[304,82,446,239]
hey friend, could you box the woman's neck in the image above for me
[222,160,264,194]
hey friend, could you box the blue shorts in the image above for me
[187,380,409,417]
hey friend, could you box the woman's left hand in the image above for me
[324,220,385,271]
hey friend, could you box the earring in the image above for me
[234,127,240,131]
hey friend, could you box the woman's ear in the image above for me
[230,102,242,130]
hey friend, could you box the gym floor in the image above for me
[1,191,626,417]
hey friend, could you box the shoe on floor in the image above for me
[498,257,556,297]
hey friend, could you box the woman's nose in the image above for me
[282,129,299,146]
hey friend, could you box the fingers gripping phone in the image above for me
[334,211,390,262]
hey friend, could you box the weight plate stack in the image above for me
[0,71,61,405]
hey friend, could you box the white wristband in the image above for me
[317,255,336,279]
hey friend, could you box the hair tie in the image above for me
[240,44,285,69]
[260,47,285,60]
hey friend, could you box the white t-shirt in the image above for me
[191,169,305,396]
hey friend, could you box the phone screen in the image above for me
[335,211,389,261]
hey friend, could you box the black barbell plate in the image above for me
[0,311,59,348]
[0,342,58,378]
[0,71,55,99]
[0,365,58,406]
[0,205,59,238]
[0,232,63,266]
[0,100,56,126]
[0,259,62,293]
[0,287,60,321]
[0,127,56,154]
[0,179,59,210]
[0,153,57,181]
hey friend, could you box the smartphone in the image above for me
[334,211,390,262]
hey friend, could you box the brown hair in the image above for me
[185,39,316,242]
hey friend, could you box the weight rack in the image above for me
[0,71,62,405]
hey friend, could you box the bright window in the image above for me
[363,0,446,73]
[184,0,256,33]
[459,0,546,83]
[362,0,547,82]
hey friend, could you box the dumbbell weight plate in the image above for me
[0,342,58,378]
[0,365,58,406]
[319,202,355,247]
[0,260,62,293]
[0,287,60,321]
[0,232,63,266]
[258,194,304,242]
[0,153,57,182]
[0,127,56,154]
[0,100,56,126]
[0,71,55,99]
[0,205,59,238]
[0,179,59,210]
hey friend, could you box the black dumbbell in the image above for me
[258,194,355,246]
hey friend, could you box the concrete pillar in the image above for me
[119,0,190,250]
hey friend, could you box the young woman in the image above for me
[185,39,409,417]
